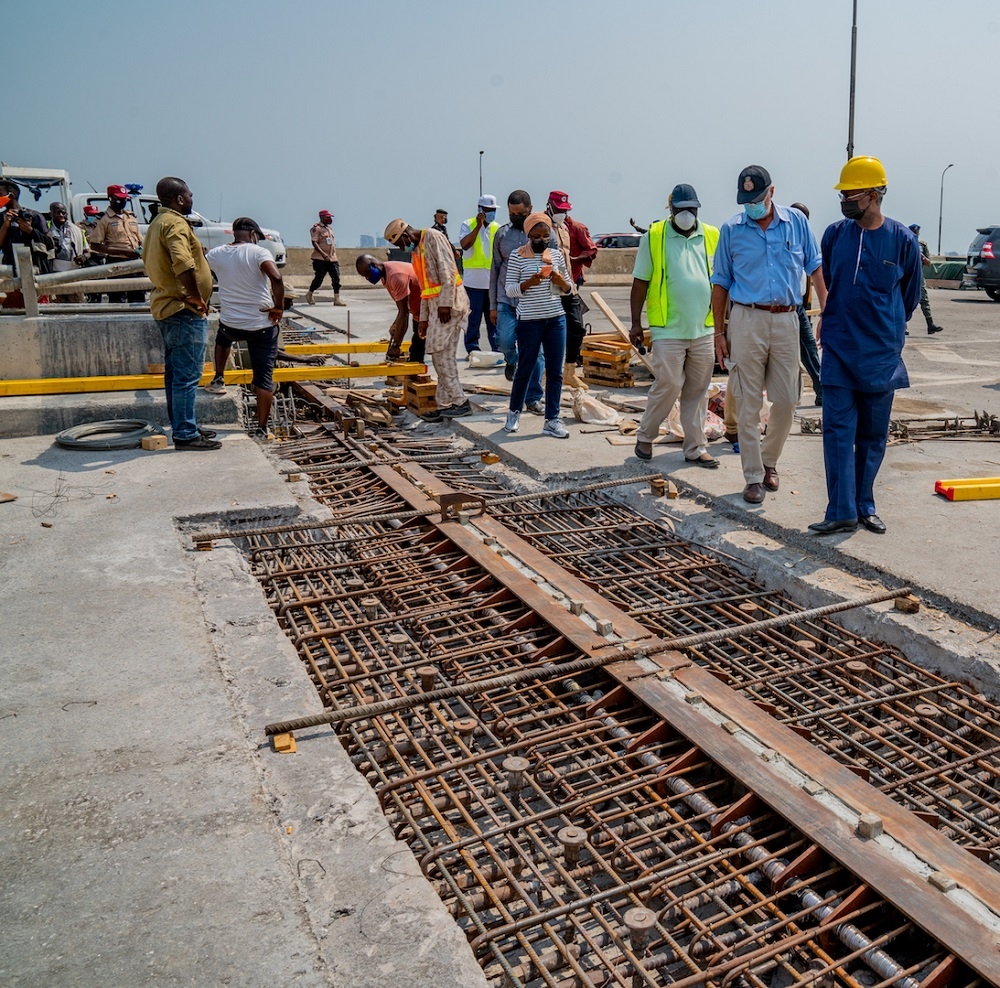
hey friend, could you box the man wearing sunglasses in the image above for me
[807,156,922,536]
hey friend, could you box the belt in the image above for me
[736,302,797,313]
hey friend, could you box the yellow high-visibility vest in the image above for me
[462,217,499,270]
[645,219,719,328]
[413,230,462,299]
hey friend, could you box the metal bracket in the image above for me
[439,492,486,522]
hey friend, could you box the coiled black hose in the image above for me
[54,420,166,451]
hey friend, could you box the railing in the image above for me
[0,246,151,316]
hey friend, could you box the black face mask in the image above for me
[530,239,547,253]
[840,196,869,221]
[510,214,525,231]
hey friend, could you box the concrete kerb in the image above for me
[187,539,489,988]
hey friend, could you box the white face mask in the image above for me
[672,210,696,232]
[551,211,567,226]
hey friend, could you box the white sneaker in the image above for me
[543,418,569,439]
[205,376,226,394]
[504,410,520,433]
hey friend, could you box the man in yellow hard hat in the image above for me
[808,156,922,536]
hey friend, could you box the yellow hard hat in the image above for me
[834,156,888,190]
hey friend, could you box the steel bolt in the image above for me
[452,718,477,738]
[345,577,365,593]
[624,906,657,954]
[503,755,530,791]
[914,703,939,720]
[361,596,379,620]
[416,665,437,691]
[387,632,408,658]
[557,825,588,867]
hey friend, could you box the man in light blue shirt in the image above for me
[711,165,827,505]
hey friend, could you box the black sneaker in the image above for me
[928,324,944,335]
[419,410,443,423]
[199,428,217,439]
[174,435,222,450]
[440,400,472,418]
[504,363,516,382]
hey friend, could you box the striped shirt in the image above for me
[505,247,570,320]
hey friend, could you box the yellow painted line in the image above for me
[0,363,427,397]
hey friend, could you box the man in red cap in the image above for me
[545,190,589,390]
[307,209,345,306]
[547,190,597,289]
[89,184,144,302]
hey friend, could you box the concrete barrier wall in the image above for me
[0,313,202,380]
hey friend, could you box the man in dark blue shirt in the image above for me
[808,156,922,536]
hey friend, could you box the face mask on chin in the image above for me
[744,199,768,221]
[672,210,696,232]
[510,214,525,231]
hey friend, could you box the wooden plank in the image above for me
[282,341,410,355]
[589,290,656,375]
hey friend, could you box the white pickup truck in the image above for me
[0,165,286,267]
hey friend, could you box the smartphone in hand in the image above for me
[539,263,552,278]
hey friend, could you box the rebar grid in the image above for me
[492,492,1000,866]
[237,431,994,985]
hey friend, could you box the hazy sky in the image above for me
[12,0,999,253]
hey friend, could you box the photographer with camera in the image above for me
[0,179,54,308]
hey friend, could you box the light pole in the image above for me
[847,0,857,159]
[937,163,954,256]
[479,151,484,197]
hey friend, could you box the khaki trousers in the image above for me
[637,335,715,457]
[426,299,470,409]
[726,304,799,485]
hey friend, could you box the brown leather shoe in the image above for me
[763,466,779,491]
[743,483,765,504]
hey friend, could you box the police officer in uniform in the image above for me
[88,184,144,302]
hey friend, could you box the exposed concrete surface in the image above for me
[0,432,487,988]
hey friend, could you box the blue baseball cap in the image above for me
[668,183,701,209]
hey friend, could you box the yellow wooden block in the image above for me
[272,733,296,753]
[141,435,168,451]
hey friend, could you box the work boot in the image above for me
[333,294,347,307]
[306,290,314,305]
[563,361,589,390]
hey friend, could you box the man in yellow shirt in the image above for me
[143,176,218,450]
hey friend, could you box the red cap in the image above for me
[107,184,129,199]
[84,205,101,216]
[318,209,332,219]
[547,190,573,212]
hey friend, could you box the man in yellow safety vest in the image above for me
[629,183,721,469]
[458,195,500,354]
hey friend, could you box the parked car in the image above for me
[593,233,641,249]
[963,225,1000,300]
[71,192,287,267]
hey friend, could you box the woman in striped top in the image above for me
[504,212,573,439]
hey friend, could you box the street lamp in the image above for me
[937,163,954,256]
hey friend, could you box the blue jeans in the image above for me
[821,385,894,521]
[797,303,821,398]
[495,302,542,404]
[157,308,208,442]
[510,315,566,421]
[463,287,496,352]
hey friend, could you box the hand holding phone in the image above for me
[539,263,552,278]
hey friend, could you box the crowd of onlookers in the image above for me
[0,180,149,307]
